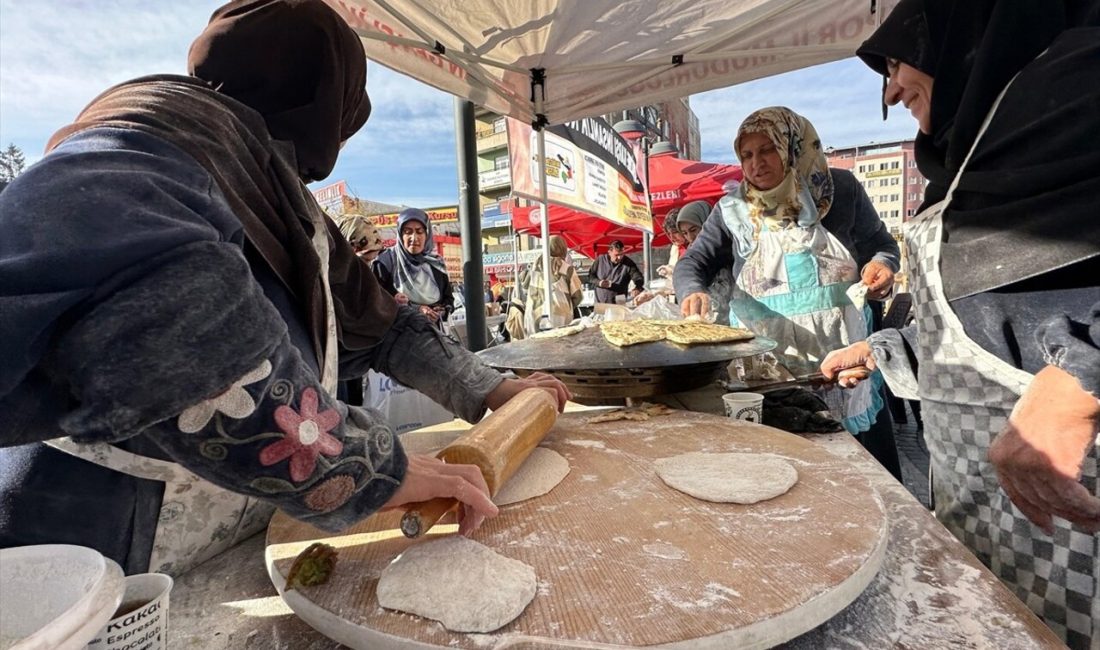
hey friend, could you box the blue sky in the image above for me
[0,1,919,206]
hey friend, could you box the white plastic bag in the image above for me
[364,371,454,434]
[630,294,683,321]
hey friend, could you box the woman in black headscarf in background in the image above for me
[821,1,1100,644]
[0,0,568,576]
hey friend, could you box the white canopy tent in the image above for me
[325,0,897,336]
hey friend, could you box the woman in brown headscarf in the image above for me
[0,0,568,575]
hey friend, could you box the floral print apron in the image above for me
[874,81,1098,647]
[721,192,878,432]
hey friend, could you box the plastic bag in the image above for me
[630,294,683,321]
[364,371,454,434]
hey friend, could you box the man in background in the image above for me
[588,240,645,304]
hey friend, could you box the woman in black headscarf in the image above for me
[0,0,568,576]
[821,1,1100,644]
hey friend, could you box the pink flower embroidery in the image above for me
[260,388,343,482]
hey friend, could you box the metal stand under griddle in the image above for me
[477,327,776,404]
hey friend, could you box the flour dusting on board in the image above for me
[643,542,686,560]
[652,582,743,610]
[564,439,605,449]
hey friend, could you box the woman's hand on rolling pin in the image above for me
[820,341,877,388]
[860,261,895,300]
[382,454,498,536]
[680,292,710,319]
[486,372,571,412]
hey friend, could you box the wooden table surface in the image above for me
[168,403,1064,650]
[264,412,889,649]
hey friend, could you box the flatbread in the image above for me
[599,319,755,347]
[530,323,585,339]
[599,320,668,347]
[494,447,570,506]
[585,402,675,424]
[655,452,798,504]
[376,536,536,633]
[640,402,675,416]
[664,321,756,345]
[586,409,651,424]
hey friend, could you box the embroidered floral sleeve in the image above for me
[144,335,407,532]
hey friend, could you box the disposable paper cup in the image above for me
[85,573,172,650]
[722,392,764,423]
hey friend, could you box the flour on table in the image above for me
[494,447,570,506]
[655,452,798,504]
[376,536,536,633]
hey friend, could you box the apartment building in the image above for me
[826,139,927,239]
[826,139,928,291]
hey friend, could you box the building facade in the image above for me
[825,139,928,292]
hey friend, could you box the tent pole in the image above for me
[454,97,487,351]
[510,221,519,297]
[642,137,654,286]
[536,128,553,331]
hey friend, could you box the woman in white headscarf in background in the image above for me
[372,207,454,326]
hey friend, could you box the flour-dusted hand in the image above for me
[820,341,877,388]
[485,372,571,412]
[679,292,711,319]
[860,261,895,300]
[989,365,1100,535]
[383,454,499,536]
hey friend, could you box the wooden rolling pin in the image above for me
[399,388,558,538]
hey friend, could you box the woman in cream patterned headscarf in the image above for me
[338,214,385,262]
[675,107,900,461]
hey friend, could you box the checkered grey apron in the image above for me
[904,82,1098,647]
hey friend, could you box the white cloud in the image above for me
[692,58,919,164]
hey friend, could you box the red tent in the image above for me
[647,151,743,225]
[511,204,651,257]
[510,153,742,256]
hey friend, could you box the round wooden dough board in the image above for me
[265,411,888,649]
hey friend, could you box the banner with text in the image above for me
[368,206,459,227]
[507,117,651,233]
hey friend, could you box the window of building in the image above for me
[879,179,888,187]
[891,210,899,218]
[493,155,509,170]
[858,164,865,173]
[890,194,899,201]
[908,160,917,168]
[879,211,888,219]
[493,118,506,133]
[890,161,899,169]
[890,177,899,185]
[907,208,915,216]
[879,162,888,170]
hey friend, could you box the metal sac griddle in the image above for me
[477,326,776,402]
